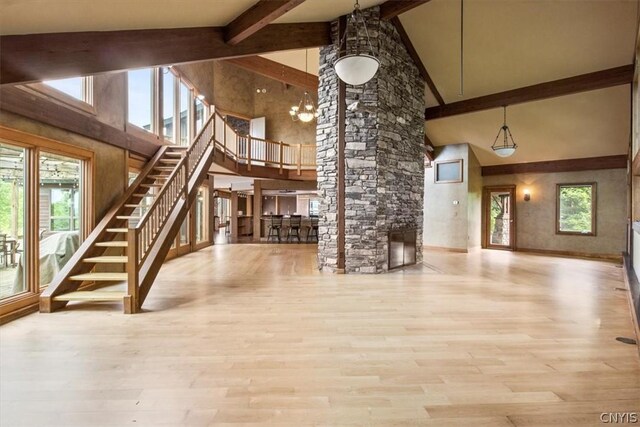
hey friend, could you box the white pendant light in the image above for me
[491,106,518,158]
[289,49,319,123]
[334,0,379,86]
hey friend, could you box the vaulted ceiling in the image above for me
[1,0,637,166]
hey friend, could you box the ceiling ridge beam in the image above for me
[225,0,307,45]
[481,155,628,176]
[380,0,431,20]
[0,23,331,85]
[425,64,634,120]
[391,16,444,105]
[225,56,318,91]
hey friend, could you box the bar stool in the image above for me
[306,215,319,242]
[267,215,283,243]
[287,215,302,243]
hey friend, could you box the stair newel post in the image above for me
[297,143,302,175]
[247,136,252,171]
[279,141,284,175]
[125,226,139,314]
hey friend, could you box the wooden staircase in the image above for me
[40,113,216,313]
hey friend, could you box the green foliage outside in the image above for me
[0,180,24,237]
[559,186,593,233]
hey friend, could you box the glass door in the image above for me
[483,186,516,250]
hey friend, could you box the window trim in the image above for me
[556,182,597,237]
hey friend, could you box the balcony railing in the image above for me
[213,111,316,175]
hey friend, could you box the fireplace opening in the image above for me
[388,229,417,270]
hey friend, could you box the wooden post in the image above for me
[125,228,139,314]
[231,191,239,242]
[247,136,252,171]
[223,121,227,161]
[279,141,284,175]
[297,143,302,175]
[253,180,262,242]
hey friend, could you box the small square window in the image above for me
[434,159,463,183]
[556,183,596,236]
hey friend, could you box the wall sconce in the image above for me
[523,189,531,202]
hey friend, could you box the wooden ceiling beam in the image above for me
[225,0,307,45]
[225,56,318,91]
[0,23,330,85]
[380,0,431,20]
[425,64,634,120]
[481,155,628,176]
[391,16,444,105]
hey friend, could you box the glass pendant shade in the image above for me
[493,146,516,157]
[334,54,380,86]
[298,112,315,123]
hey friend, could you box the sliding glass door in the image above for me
[0,143,26,300]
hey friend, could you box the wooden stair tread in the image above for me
[116,216,140,220]
[53,291,126,301]
[153,167,174,171]
[141,183,162,187]
[165,152,183,157]
[148,175,169,179]
[106,228,128,233]
[95,241,128,247]
[69,272,127,281]
[124,204,140,208]
[83,256,128,263]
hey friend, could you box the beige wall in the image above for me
[212,61,316,145]
[483,169,627,256]
[467,148,483,249]
[423,144,471,251]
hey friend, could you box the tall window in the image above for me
[195,98,205,134]
[557,183,596,236]
[128,69,154,132]
[43,77,93,104]
[195,187,209,244]
[0,144,26,300]
[162,68,176,142]
[39,152,83,288]
[179,82,192,146]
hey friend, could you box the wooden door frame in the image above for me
[482,185,517,251]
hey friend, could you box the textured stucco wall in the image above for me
[0,111,127,222]
[317,6,425,273]
[212,61,316,145]
[423,144,470,251]
[467,148,483,249]
[483,168,626,256]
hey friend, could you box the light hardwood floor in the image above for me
[1,245,639,426]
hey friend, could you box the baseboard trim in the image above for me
[622,253,640,359]
[423,245,468,253]
[0,302,39,325]
[517,247,622,262]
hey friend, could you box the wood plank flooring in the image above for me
[1,245,639,426]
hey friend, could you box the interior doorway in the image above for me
[482,186,516,250]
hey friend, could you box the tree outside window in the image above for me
[557,183,596,235]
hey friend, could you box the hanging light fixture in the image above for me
[289,49,319,123]
[491,106,518,158]
[333,0,380,86]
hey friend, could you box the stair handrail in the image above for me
[131,112,215,266]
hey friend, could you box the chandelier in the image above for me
[289,49,319,123]
[491,106,518,158]
[333,0,380,86]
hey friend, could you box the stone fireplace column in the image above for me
[316,6,425,273]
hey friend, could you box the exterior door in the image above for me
[483,186,516,250]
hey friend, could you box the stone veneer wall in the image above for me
[316,6,425,273]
